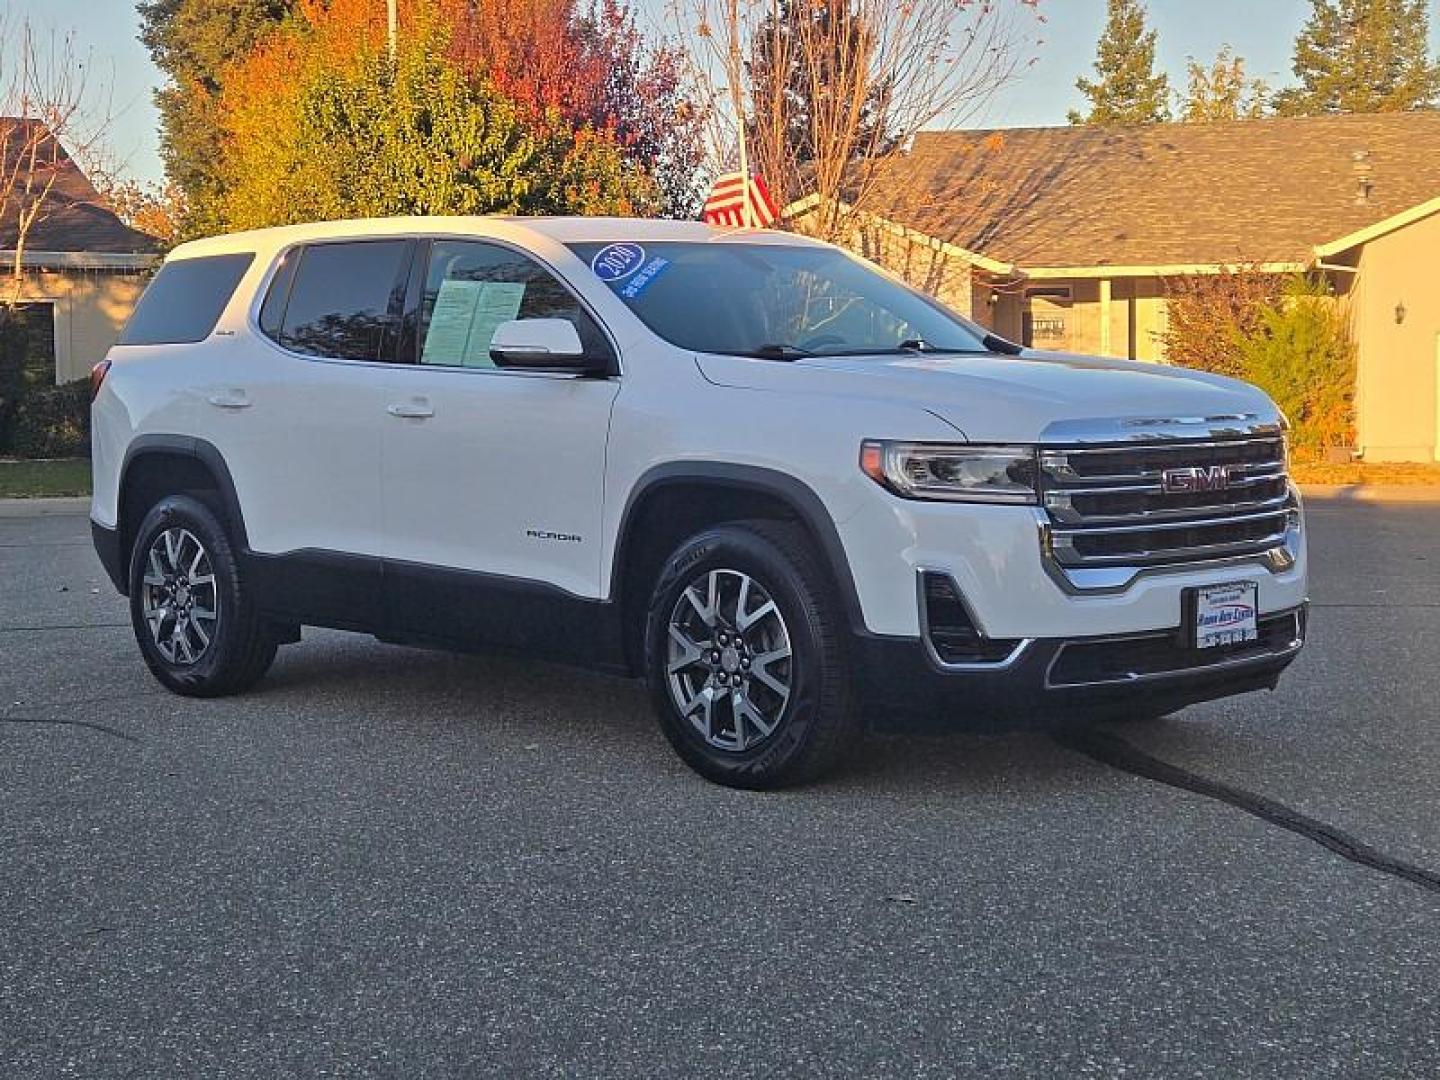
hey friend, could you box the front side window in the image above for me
[264,240,411,361]
[119,253,255,346]
[566,241,993,359]
[416,240,611,368]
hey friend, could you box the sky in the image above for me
[11,0,1440,187]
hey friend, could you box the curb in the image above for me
[1299,484,1440,504]
[0,496,91,517]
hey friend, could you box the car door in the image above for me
[204,238,413,628]
[379,238,620,646]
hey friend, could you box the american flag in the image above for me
[701,172,780,228]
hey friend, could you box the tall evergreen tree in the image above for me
[1273,0,1440,115]
[1068,0,1171,125]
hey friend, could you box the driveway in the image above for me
[2,496,1437,1078]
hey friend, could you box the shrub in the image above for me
[1160,266,1288,378]
[9,378,91,458]
[1235,277,1356,453]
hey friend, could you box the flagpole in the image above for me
[725,0,753,228]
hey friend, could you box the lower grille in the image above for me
[1046,609,1305,689]
[1042,436,1294,570]
[920,573,1024,667]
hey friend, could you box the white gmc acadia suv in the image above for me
[90,217,1308,788]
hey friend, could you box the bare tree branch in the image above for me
[669,0,1043,245]
[0,9,116,303]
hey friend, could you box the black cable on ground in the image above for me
[1053,724,1440,896]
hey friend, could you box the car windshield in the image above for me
[566,241,994,358]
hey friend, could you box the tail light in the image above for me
[89,359,111,402]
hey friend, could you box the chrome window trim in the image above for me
[245,232,624,380]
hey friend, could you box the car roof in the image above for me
[167,215,828,261]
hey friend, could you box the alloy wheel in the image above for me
[141,527,220,666]
[666,568,794,752]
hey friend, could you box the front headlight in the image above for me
[860,441,1039,504]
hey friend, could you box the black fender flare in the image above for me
[610,462,867,636]
[119,434,250,550]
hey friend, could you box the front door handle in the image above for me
[387,399,434,419]
[207,390,251,409]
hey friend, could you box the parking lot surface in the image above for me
[2,497,1438,1078]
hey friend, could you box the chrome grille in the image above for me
[1041,437,1293,569]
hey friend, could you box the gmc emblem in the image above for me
[1161,465,1240,494]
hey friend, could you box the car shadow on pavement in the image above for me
[251,630,1099,796]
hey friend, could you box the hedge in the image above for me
[7,378,91,458]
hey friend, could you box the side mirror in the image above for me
[489,318,606,375]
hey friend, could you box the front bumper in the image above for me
[835,489,1309,640]
[853,604,1307,725]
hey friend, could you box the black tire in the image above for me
[127,494,278,697]
[644,521,857,789]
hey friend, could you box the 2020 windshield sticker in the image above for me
[591,243,646,282]
[619,257,671,300]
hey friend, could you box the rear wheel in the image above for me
[128,495,277,697]
[644,521,857,789]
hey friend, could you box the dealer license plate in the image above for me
[1187,581,1259,649]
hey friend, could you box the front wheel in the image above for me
[644,522,858,789]
[128,494,277,697]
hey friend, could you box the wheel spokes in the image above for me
[141,527,219,668]
[666,567,793,754]
[667,623,708,675]
[749,647,792,701]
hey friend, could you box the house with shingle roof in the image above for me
[2,118,158,386]
[788,112,1440,462]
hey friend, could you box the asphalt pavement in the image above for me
[2,496,1438,1078]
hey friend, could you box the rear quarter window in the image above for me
[117,253,256,346]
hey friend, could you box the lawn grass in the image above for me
[0,457,92,498]
[1290,460,1440,486]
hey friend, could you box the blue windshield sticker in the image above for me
[591,243,646,282]
[619,257,671,299]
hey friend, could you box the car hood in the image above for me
[694,349,1281,443]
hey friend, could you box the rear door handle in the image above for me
[207,390,251,409]
[387,399,434,419]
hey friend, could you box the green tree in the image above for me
[215,15,657,230]
[1068,0,1171,125]
[137,0,295,235]
[1181,46,1269,121]
[1236,277,1357,452]
[1272,0,1440,115]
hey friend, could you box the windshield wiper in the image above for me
[812,346,988,358]
[739,343,813,361]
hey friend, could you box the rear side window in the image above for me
[118,253,255,346]
[262,240,411,361]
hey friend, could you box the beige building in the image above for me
[2,118,157,385]
[790,113,1440,463]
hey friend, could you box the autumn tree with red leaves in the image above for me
[141,0,704,234]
